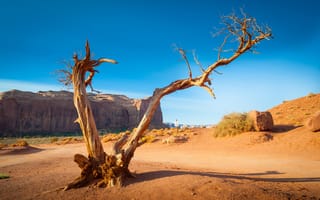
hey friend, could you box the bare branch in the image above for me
[174,46,192,79]
[62,9,272,190]
[217,33,231,60]
[200,84,216,99]
[85,40,91,60]
[192,50,205,73]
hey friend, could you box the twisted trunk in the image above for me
[63,10,272,190]
[72,65,105,163]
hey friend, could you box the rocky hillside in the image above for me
[268,93,320,126]
[0,90,163,137]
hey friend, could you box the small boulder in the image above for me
[248,110,274,131]
[305,111,320,132]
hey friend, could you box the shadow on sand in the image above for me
[271,124,302,133]
[125,170,320,186]
[0,146,43,155]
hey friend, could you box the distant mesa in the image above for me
[0,90,163,137]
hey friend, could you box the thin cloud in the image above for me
[0,79,150,100]
[0,79,63,92]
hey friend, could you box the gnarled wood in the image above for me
[62,41,119,189]
[61,10,272,190]
[119,10,272,173]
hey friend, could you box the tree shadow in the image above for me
[125,169,320,186]
[0,146,43,155]
[271,124,302,133]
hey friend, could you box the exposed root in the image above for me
[99,155,126,187]
[64,154,99,191]
[64,153,133,190]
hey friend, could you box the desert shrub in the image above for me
[0,173,10,179]
[11,140,29,147]
[162,135,188,144]
[149,129,165,136]
[50,137,59,143]
[139,135,156,144]
[57,137,83,145]
[213,112,254,137]
[307,92,316,98]
[101,134,120,143]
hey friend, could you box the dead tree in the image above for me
[61,10,272,190]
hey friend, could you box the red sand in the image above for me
[1,127,319,200]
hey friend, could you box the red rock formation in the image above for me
[0,90,163,137]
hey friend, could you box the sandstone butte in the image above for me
[0,90,163,137]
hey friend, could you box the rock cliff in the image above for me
[0,90,163,137]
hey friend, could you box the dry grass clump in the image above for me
[101,133,121,143]
[214,112,254,137]
[56,137,83,145]
[148,129,166,136]
[101,130,131,143]
[0,173,10,179]
[50,137,59,143]
[10,140,29,147]
[139,135,157,145]
[141,128,196,145]
[162,135,188,144]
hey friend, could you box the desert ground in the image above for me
[1,126,320,200]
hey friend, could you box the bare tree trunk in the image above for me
[61,10,272,190]
[63,41,118,190]
[117,10,272,179]
[72,66,105,163]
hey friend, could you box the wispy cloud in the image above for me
[0,79,150,99]
[0,79,63,92]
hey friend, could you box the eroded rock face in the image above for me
[248,110,274,131]
[305,111,320,132]
[0,90,163,136]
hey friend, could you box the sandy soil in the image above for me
[1,127,320,200]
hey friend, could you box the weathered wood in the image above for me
[61,10,272,190]
[119,10,272,175]
[63,41,118,190]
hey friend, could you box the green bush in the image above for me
[213,112,254,137]
[0,173,10,179]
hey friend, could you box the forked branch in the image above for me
[61,9,272,190]
[120,9,272,166]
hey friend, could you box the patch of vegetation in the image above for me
[50,137,59,143]
[0,173,10,179]
[213,112,254,137]
[307,92,316,98]
[101,133,121,143]
[139,135,156,144]
[11,140,29,147]
[0,136,84,146]
[56,137,83,145]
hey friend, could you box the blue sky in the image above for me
[1,0,319,125]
